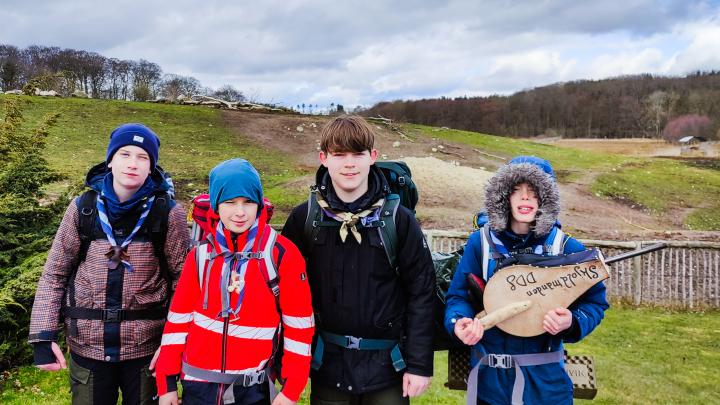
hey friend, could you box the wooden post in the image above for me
[424,231,434,253]
[633,242,643,305]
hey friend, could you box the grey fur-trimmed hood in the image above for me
[484,157,560,236]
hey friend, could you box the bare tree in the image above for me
[213,84,245,102]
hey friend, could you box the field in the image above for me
[1,95,719,403]
[2,305,718,404]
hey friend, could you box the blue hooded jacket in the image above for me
[444,157,609,405]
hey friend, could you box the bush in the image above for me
[0,97,67,369]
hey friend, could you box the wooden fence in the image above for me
[424,230,720,308]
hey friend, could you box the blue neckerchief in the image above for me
[214,219,260,318]
[101,173,158,223]
[96,193,155,272]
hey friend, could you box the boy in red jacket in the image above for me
[155,158,314,405]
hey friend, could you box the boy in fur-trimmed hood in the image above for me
[445,156,609,405]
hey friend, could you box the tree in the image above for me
[132,59,162,101]
[213,84,245,102]
[662,114,714,142]
[160,74,200,101]
[0,97,68,368]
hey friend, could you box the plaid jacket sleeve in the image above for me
[28,199,81,343]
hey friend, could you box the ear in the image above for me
[319,151,328,167]
[369,149,378,164]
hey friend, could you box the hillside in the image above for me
[2,95,719,240]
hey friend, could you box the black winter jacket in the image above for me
[281,165,435,394]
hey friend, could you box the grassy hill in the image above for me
[1,94,719,231]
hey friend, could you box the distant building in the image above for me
[678,136,708,156]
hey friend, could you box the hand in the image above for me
[453,317,484,345]
[149,347,161,377]
[271,392,295,405]
[159,391,179,405]
[36,342,67,371]
[543,307,573,335]
[402,373,431,397]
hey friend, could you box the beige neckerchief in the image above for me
[316,194,384,243]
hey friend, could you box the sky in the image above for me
[2,0,720,109]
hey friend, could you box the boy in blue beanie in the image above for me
[445,156,608,405]
[29,123,190,405]
[155,158,314,405]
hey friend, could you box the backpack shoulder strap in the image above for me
[258,225,281,300]
[195,235,216,310]
[377,194,401,273]
[148,191,173,296]
[76,190,98,265]
[303,189,321,254]
[479,225,507,282]
[542,227,565,255]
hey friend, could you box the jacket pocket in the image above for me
[69,356,93,405]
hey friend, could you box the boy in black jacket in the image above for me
[281,116,435,405]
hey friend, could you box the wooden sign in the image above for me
[565,354,598,399]
[483,258,609,337]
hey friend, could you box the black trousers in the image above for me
[69,352,156,405]
[180,380,270,405]
[310,380,409,405]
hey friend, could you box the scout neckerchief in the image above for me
[316,194,384,243]
[214,219,260,318]
[96,193,155,272]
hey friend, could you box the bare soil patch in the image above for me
[220,111,718,240]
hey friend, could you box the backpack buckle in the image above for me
[81,207,94,216]
[242,370,265,386]
[102,309,124,322]
[488,354,513,369]
[345,335,362,350]
[398,176,406,186]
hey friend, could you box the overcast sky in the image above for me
[2,0,720,108]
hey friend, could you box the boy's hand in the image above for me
[402,373,431,397]
[159,391,179,405]
[543,307,572,335]
[36,342,67,371]
[149,347,161,377]
[453,317,484,345]
[271,392,295,405]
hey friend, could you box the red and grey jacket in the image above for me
[155,207,314,401]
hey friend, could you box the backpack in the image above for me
[303,161,418,271]
[64,169,175,335]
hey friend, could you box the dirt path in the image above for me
[221,110,717,240]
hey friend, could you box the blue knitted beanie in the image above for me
[209,158,264,211]
[106,123,161,169]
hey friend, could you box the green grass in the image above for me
[403,123,634,182]
[2,306,718,404]
[405,123,720,230]
[0,95,308,221]
[591,159,720,230]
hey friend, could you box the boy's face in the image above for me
[108,145,152,192]
[509,182,539,225]
[217,197,259,234]
[319,149,378,200]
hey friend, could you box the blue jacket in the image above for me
[444,225,609,405]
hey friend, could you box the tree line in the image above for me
[0,44,244,102]
[363,72,720,140]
